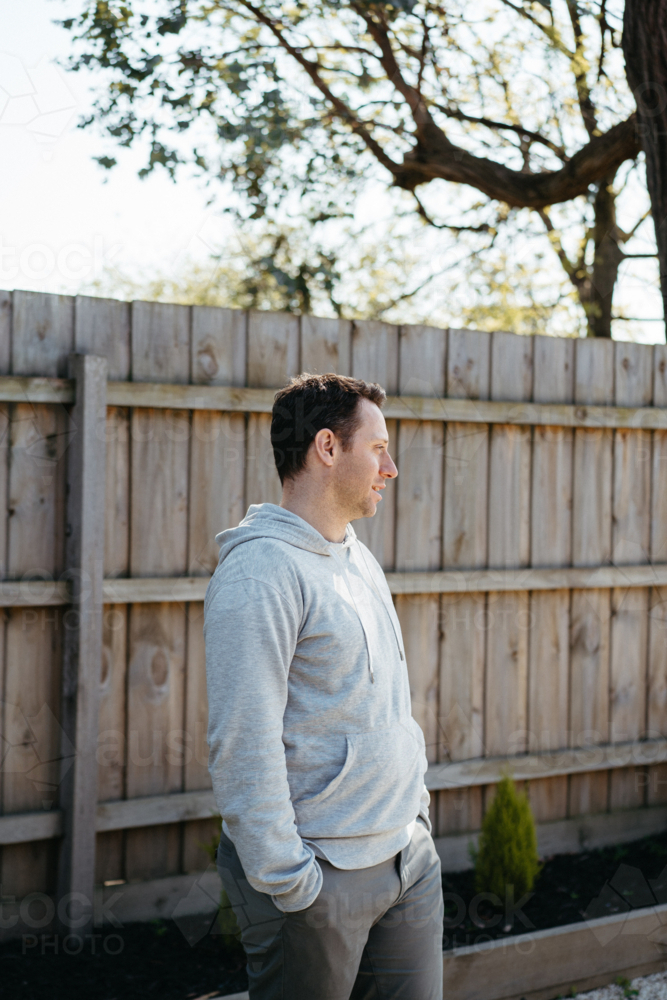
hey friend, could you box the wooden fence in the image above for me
[1,288,667,932]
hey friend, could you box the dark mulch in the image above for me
[0,916,248,1000]
[3,829,667,998]
[441,828,667,951]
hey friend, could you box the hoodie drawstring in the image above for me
[357,544,405,662]
[329,542,406,682]
[329,545,376,683]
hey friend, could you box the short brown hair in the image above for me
[271,372,386,484]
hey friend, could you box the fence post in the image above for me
[56,354,107,938]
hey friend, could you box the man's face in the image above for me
[332,398,398,521]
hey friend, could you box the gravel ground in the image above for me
[572,972,667,1000]
[211,973,667,1000]
[211,969,667,1000]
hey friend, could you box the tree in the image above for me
[623,0,667,335]
[61,1,652,336]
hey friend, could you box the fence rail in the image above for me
[4,737,667,848]
[4,374,667,428]
[1,563,667,609]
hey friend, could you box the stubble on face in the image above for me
[330,399,388,523]
[332,457,378,521]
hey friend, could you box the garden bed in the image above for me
[2,829,667,1000]
[0,916,248,1000]
[441,827,667,951]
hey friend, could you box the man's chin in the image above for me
[349,501,377,521]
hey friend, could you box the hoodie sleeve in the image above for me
[418,784,432,833]
[204,575,322,912]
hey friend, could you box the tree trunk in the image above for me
[623,0,667,339]
[577,173,624,338]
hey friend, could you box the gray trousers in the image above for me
[216,820,444,1000]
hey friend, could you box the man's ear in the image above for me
[312,427,336,468]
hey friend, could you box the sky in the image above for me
[0,0,220,292]
[0,0,664,343]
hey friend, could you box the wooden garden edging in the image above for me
[194,905,667,1000]
[440,903,667,1000]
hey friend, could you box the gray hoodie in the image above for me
[204,503,430,913]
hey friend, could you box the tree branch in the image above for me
[537,208,579,282]
[352,5,434,126]
[617,207,652,242]
[412,192,496,233]
[393,113,640,209]
[416,16,429,95]
[499,0,600,138]
[240,0,640,211]
[432,103,568,160]
[350,3,638,208]
[498,0,574,58]
[566,0,598,137]
[236,0,399,174]
[597,0,609,80]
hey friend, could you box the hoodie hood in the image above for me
[215,503,357,566]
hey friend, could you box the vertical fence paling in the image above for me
[125,301,190,882]
[610,343,653,810]
[527,336,573,825]
[184,306,246,871]
[245,310,296,507]
[0,291,8,906]
[485,332,532,783]
[437,329,490,835]
[351,320,398,568]
[86,295,132,885]
[2,293,71,900]
[57,354,107,932]
[394,325,446,774]
[569,338,614,817]
[1,290,667,904]
[649,345,667,807]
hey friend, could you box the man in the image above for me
[204,372,443,999]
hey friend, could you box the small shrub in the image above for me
[475,774,541,900]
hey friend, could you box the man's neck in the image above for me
[279,487,349,544]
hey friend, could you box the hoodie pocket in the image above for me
[294,718,427,840]
[296,741,357,809]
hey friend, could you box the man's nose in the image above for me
[382,454,398,479]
